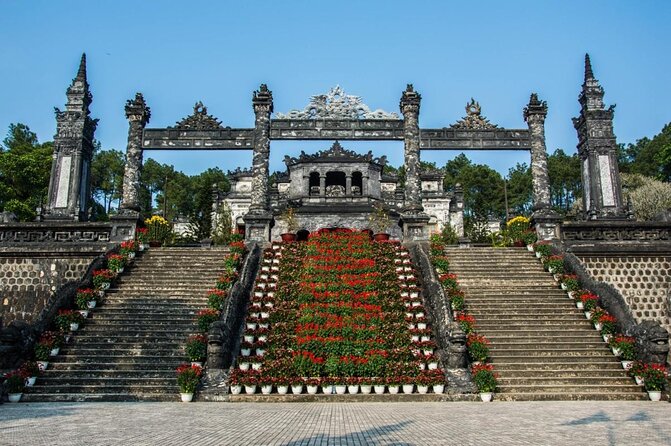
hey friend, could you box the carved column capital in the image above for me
[400,84,421,116]
[125,93,151,125]
[523,93,547,123]
[252,84,274,115]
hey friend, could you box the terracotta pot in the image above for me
[280,233,296,242]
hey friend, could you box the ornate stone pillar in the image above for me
[120,93,150,214]
[524,93,560,240]
[399,84,429,240]
[320,175,326,197]
[572,54,627,220]
[345,174,352,195]
[244,84,274,241]
[44,54,98,221]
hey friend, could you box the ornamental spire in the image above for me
[76,53,87,82]
[584,53,594,82]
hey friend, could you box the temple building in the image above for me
[215,141,463,239]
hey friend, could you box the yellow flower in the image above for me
[506,216,530,227]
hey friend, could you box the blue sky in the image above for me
[1,0,669,177]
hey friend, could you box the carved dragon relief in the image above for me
[283,141,387,167]
[450,98,498,130]
[172,102,224,130]
[275,85,399,120]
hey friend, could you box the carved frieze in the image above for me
[450,99,498,130]
[173,102,224,130]
[283,141,387,166]
[275,85,399,120]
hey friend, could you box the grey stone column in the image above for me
[399,84,429,241]
[525,93,560,240]
[244,84,274,241]
[120,93,150,213]
[524,93,551,211]
[249,84,273,213]
[345,175,352,195]
[320,175,326,196]
[400,84,423,213]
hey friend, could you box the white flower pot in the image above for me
[594,322,602,331]
[261,385,273,395]
[138,244,145,251]
[306,385,319,395]
[241,348,251,356]
[8,393,22,403]
[415,312,425,318]
[87,300,97,309]
[37,361,49,371]
[246,323,257,330]
[621,360,633,369]
[611,347,621,356]
[417,385,429,394]
[388,385,399,394]
[347,385,359,395]
[244,335,254,343]
[535,252,542,258]
[360,385,372,395]
[256,349,266,356]
[419,363,426,370]
[560,283,567,290]
[647,390,662,401]
[260,312,270,319]
[432,384,445,394]
[423,349,434,356]
[230,385,242,395]
[251,362,262,371]
[78,310,89,318]
[277,385,289,395]
[635,376,644,386]
[411,335,420,342]
[527,244,534,252]
[238,362,250,371]
[428,362,439,370]
[100,282,111,290]
[335,385,347,395]
[584,311,592,320]
[244,385,257,394]
[258,335,268,342]
[291,384,304,394]
[25,376,37,387]
[417,322,427,330]
[421,336,431,342]
[374,385,386,394]
[50,347,60,356]
[191,361,202,368]
[70,323,79,331]
[402,384,414,394]
[576,302,584,310]
[480,392,493,402]
[180,393,194,402]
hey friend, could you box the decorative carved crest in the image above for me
[283,141,387,166]
[275,86,399,120]
[173,102,224,130]
[450,98,498,130]
[227,167,253,178]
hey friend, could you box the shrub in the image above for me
[197,309,220,332]
[643,364,668,391]
[467,334,490,362]
[4,370,25,393]
[144,215,172,245]
[185,335,208,362]
[471,363,497,393]
[176,363,202,393]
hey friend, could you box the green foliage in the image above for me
[212,201,234,245]
[621,173,671,221]
[91,148,124,215]
[547,149,582,213]
[0,124,52,221]
[620,123,671,181]
[464,217,492,243]
[440,223,459,245]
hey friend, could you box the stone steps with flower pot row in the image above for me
[22,247,230,403]
[446,246,647,401]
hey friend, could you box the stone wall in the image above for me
[579,254,671,332]
[0,248,102,326]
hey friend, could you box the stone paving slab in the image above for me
[1,401,670,445]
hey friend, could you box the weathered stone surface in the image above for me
[45,54,98,221]
[120,93,150,212]
[524,93,551,211]
[400,84,423,214]
[572,54,626,220]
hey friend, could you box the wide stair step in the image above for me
[446,246,646,401]
[25,247,224,402]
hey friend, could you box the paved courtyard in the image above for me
[1,401,670,445]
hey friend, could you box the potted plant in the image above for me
[34,342,51,370]
[206,289,227,310]
[185,334,208,365]
[533,241,552,259]
[472,363,498,402]
[467,334,490,363]
[505,215,530,247]
[145,215,172,247]
[93,269,115,291]
[642,364,668,401]
[543,255,564,274]
[135,227,148,250]
[305,377,320,395]
[19,361,41,387]
[240,370,258,394]
[228,369,243,395]
[628,361,647,386]
[448,289,465,311]
[4,370,25,402]
[106,254,126,274]
[609,335,636,368]
[368,202,391,241]
[280,207,299,242]
[196,309,220,332]
[75,288,98,311]
[55,309,84,332]
[522,229,537,250]
[176,363,202,402]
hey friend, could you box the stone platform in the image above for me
[1,401,670,445]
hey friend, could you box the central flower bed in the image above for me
[232,229,445,395]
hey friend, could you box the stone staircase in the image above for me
[446,246,647,401]
[24,247,229,402]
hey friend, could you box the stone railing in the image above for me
[205,243,260,391]
[0,219,137,246]
[409,242,473,393]
[562,220,671,254]
[552,242,669,365]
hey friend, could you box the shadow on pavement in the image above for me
[281,420,413,446]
